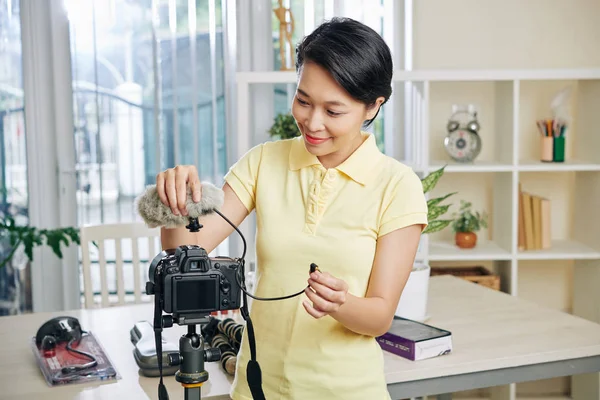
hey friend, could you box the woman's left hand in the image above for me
[303,271,349,318]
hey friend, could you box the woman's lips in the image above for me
[304,133,330,145]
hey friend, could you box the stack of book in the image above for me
[518,184,551,250]
[376,316,452,361]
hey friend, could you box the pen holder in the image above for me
[540,136,566,162]
[553,136,565,162]
[540,136,553,162]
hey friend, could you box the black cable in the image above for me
[61,336,98,374]
[211,211,315,302]
[235,266,308,301]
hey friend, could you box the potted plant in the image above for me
[0,192,80,315]
[395,166,455,322]
[451,200,488,249]
[268,113,300,140]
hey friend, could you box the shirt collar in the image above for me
[288,132,381,185]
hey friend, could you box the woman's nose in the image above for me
[305,110,324,132]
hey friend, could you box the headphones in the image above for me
[35,316,98,374]
[446,107,480,134]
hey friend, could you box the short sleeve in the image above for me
[378,169,428,238]
[223,143,264,212]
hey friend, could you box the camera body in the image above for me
[147,244,242,323]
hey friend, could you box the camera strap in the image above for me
[240,280,266,400]
[153,277,169,400]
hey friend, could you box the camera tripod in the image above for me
[155,313,221,400]
[170,321,221,400]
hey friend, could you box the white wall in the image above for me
[414,0,600,70]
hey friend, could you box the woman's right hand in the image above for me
[155,165,202,217]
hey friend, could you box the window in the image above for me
[66,0,230,306]
[0,0,29,315]
[67,0,228,226]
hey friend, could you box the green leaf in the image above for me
[0,219,81,269]
[427,192,456,208]
[422,219,453,235]
[421,166,446,193]
[428,204,451,221]
[64,227,81,245]
[44,230,73,259]
[23,234,34,261]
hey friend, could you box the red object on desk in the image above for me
[31,332,120,387]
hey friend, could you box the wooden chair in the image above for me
[80,222,160,308]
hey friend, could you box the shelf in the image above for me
[518,240,600,260]
[394,68,600,82]
[236,71,296,84]
[236,69,600,85]
[427,239,600,261]
[429,160,513,172]
[429,240,511,261]
[518,159,600,171]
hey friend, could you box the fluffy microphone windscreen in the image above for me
[136,181,225,228]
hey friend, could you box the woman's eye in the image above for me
[327,110,342,116]
[296,98,308,106]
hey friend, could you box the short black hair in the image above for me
[295,17,393,127]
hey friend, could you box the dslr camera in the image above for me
[146,244,242,325]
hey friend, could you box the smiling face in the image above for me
[291,61,384,169]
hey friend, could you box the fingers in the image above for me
[174,166,188,216]
[156,173,168,207]
[307,278,346,305]
[304,286,343,315]
[310,271,348,292]
[188,172,202,203]
[165,169,179,215]
[303,270,349,319]
[155,165,200,216]
[303,300,327,319]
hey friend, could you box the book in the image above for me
[376,316,452,361]
[31,331,120,387]
[522,191,535,250]
[540,197,551,248]
[518,183,526,250]
[518,185,551,250]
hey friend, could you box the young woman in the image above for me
[156,17,427,400]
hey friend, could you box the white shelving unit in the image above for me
[235,68,600,400]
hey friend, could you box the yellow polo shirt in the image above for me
[224,132,428,400]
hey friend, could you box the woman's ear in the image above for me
[366,96,386,120]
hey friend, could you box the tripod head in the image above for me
[167,323,220,399]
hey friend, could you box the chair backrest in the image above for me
[80,222,161,308]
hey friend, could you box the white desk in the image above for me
[1,275,600,400]
[384,276,600,399]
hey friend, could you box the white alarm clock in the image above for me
[443,106,482,163]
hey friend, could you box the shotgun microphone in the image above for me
[135,181,225,229]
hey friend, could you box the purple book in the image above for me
[376,316,452,361]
